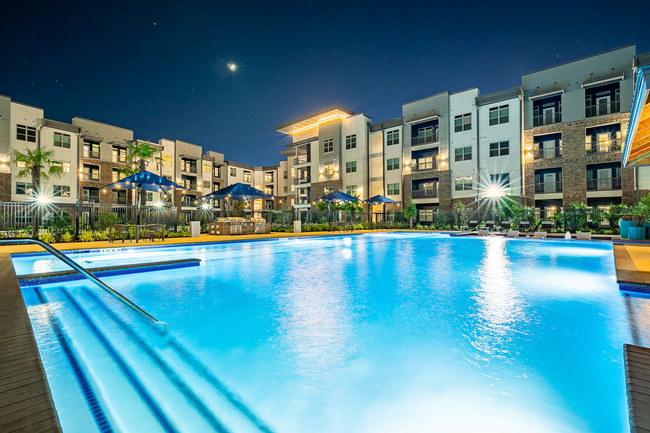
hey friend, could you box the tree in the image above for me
[403,199,417,228]
[122,140,163,223]
[11,147,63,237]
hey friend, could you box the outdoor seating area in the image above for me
[207,218,271,235]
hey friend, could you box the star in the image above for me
[227,63,237,71]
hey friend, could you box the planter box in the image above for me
[644,223,650,239]
[628,226,646,240]
[620,220,633,239]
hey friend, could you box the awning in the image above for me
[581,72,625,89]
[528,87,564,101]
[623,67,650,167]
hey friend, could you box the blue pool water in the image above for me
[16,233,650,432]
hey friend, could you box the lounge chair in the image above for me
[519,221,530,232]
[478,229,489,236]
[506,230,519,238]
[485,221,495,230]
[500,220,511,231]
[533,231,547,239]
[576,232,592,240]
[145,224,165,241]
[468,220,479,230]
[540,220,554,231]
[109,224,131,243]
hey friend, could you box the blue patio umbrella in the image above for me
[102,170,190,224]
[364,194,398,223]
[317,191,360,203]
[201,183,275,214]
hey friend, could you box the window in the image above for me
[345,135,357,150]
[83,164,100,181]
[345,161,357,173]
[203,180,210,188]
[163,175,172,181]
[16,161,26,168]
[53,185,70,197]
[323,139,333,153]
[214,183,221,191]
[213,166,222,178]
[230,167,237,176]
[489,141,509,157]
[147,192,153,202]
[112,168,126,182]
[112,146,127,163]
[243,171,252,183]
[489,105,509,126]
[323,164,335,175]
[83,140,100,158]
[283,170,288,179]
[15,182,33,195]
[454,177,473,191]
[454,113,472,132]
[284,186,288,193]
[490,173,510,188]
[82,187,100,203]
[181,158,197,173]
[387,130,399,146]
[162,154,172,166]
[387,183,399,195]
[534,133,562,159]
[264,172,274,183]
[54,132,70,148]
[387,158,400,171]
[264,186,274,195]
[53,161,71,173]
[345,185,357,195]
[290,168,295,178]
[454,146,472,162]
[533,95,562,126]
[112,190,127,205]
[181,175,196,190]
[585,82,620,118]
[16,125,36,142]
[324,186,334,194]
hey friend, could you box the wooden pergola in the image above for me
[623,67,650,166]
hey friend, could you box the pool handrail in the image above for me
[1,238,169,334]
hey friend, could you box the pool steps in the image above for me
[31,285,272,433]
[18,258,201,287]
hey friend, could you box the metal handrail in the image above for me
[1,238,169,334]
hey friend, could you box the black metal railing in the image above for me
[294,175,311,185]
[533,111,562,127]
[585,100,620,118]
[586,138,622,154]
[411,159,437,172]
[294,155,311,165]
[534,180,563,194]
[587,177,621,191]
[412,189,438,198]
[411,130,439,145]
[533,146,562,160]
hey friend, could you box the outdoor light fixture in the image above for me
[485,184,506,199]
[153,201,163,208]
[201,202,210,210]
[36,194,51,205]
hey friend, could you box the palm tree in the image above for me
[121,140,163,224]
[11,147,63,237]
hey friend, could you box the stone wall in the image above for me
[0,173,11,201]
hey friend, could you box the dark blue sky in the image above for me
[2,0,649,166]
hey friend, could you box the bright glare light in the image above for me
[36,194,51,205]
[201,203,210,210]
[228,63,237,71]
[485,184,506,199]
[153,201,163,208]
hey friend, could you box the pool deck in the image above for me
[0,253,62,432]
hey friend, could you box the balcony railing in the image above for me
[533,147,562,160]
[585,101,620,118]
[586,138,622,154]
[411,189,438,199]
[83,151,100,159]
[533,111,562,127]
[113,197,128,205]
[534,180,562,194]
[411,159,437,172]
[294,175,311,185]
[296,197,311,205]
[411,130,439,146]
[294,155,311,165]
[587,177,621,191]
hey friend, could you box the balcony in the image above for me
[294,155,311,165]
[533,111,562,127]
[294,175,311,185]
[411,189,438,199]
[411,130,439,146]
[585,101,620,118]
[296,197,311,205]
[587,177,621,191]
[411,159,437,172]
[534,147,562,160]
[586,138,622,154]
[534,181,562,194]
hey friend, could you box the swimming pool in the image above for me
[15,233,650,432]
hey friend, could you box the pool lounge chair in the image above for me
[485,221,495,230]
[540,220,554,231]
[519,221,530,232]
[109,224,131,243]
[500,220,511,231]
[468,220,479,231]
[533,231,547,239]
[477,229,489,236]
[576,232,592,240]
[145,224,165,242]
[506,230,519,238]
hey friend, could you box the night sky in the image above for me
[1,1,649,166]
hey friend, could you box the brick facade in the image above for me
[0,173,11,202]
[403,169,452,210]
[310,179,341,209]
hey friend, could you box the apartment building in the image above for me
[276,45,650,222]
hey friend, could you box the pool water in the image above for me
[16,233,650,432]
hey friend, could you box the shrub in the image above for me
[94,231,109,241]
[80,230,94,242]
[39,232,56,244]
[60,232,74,243]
